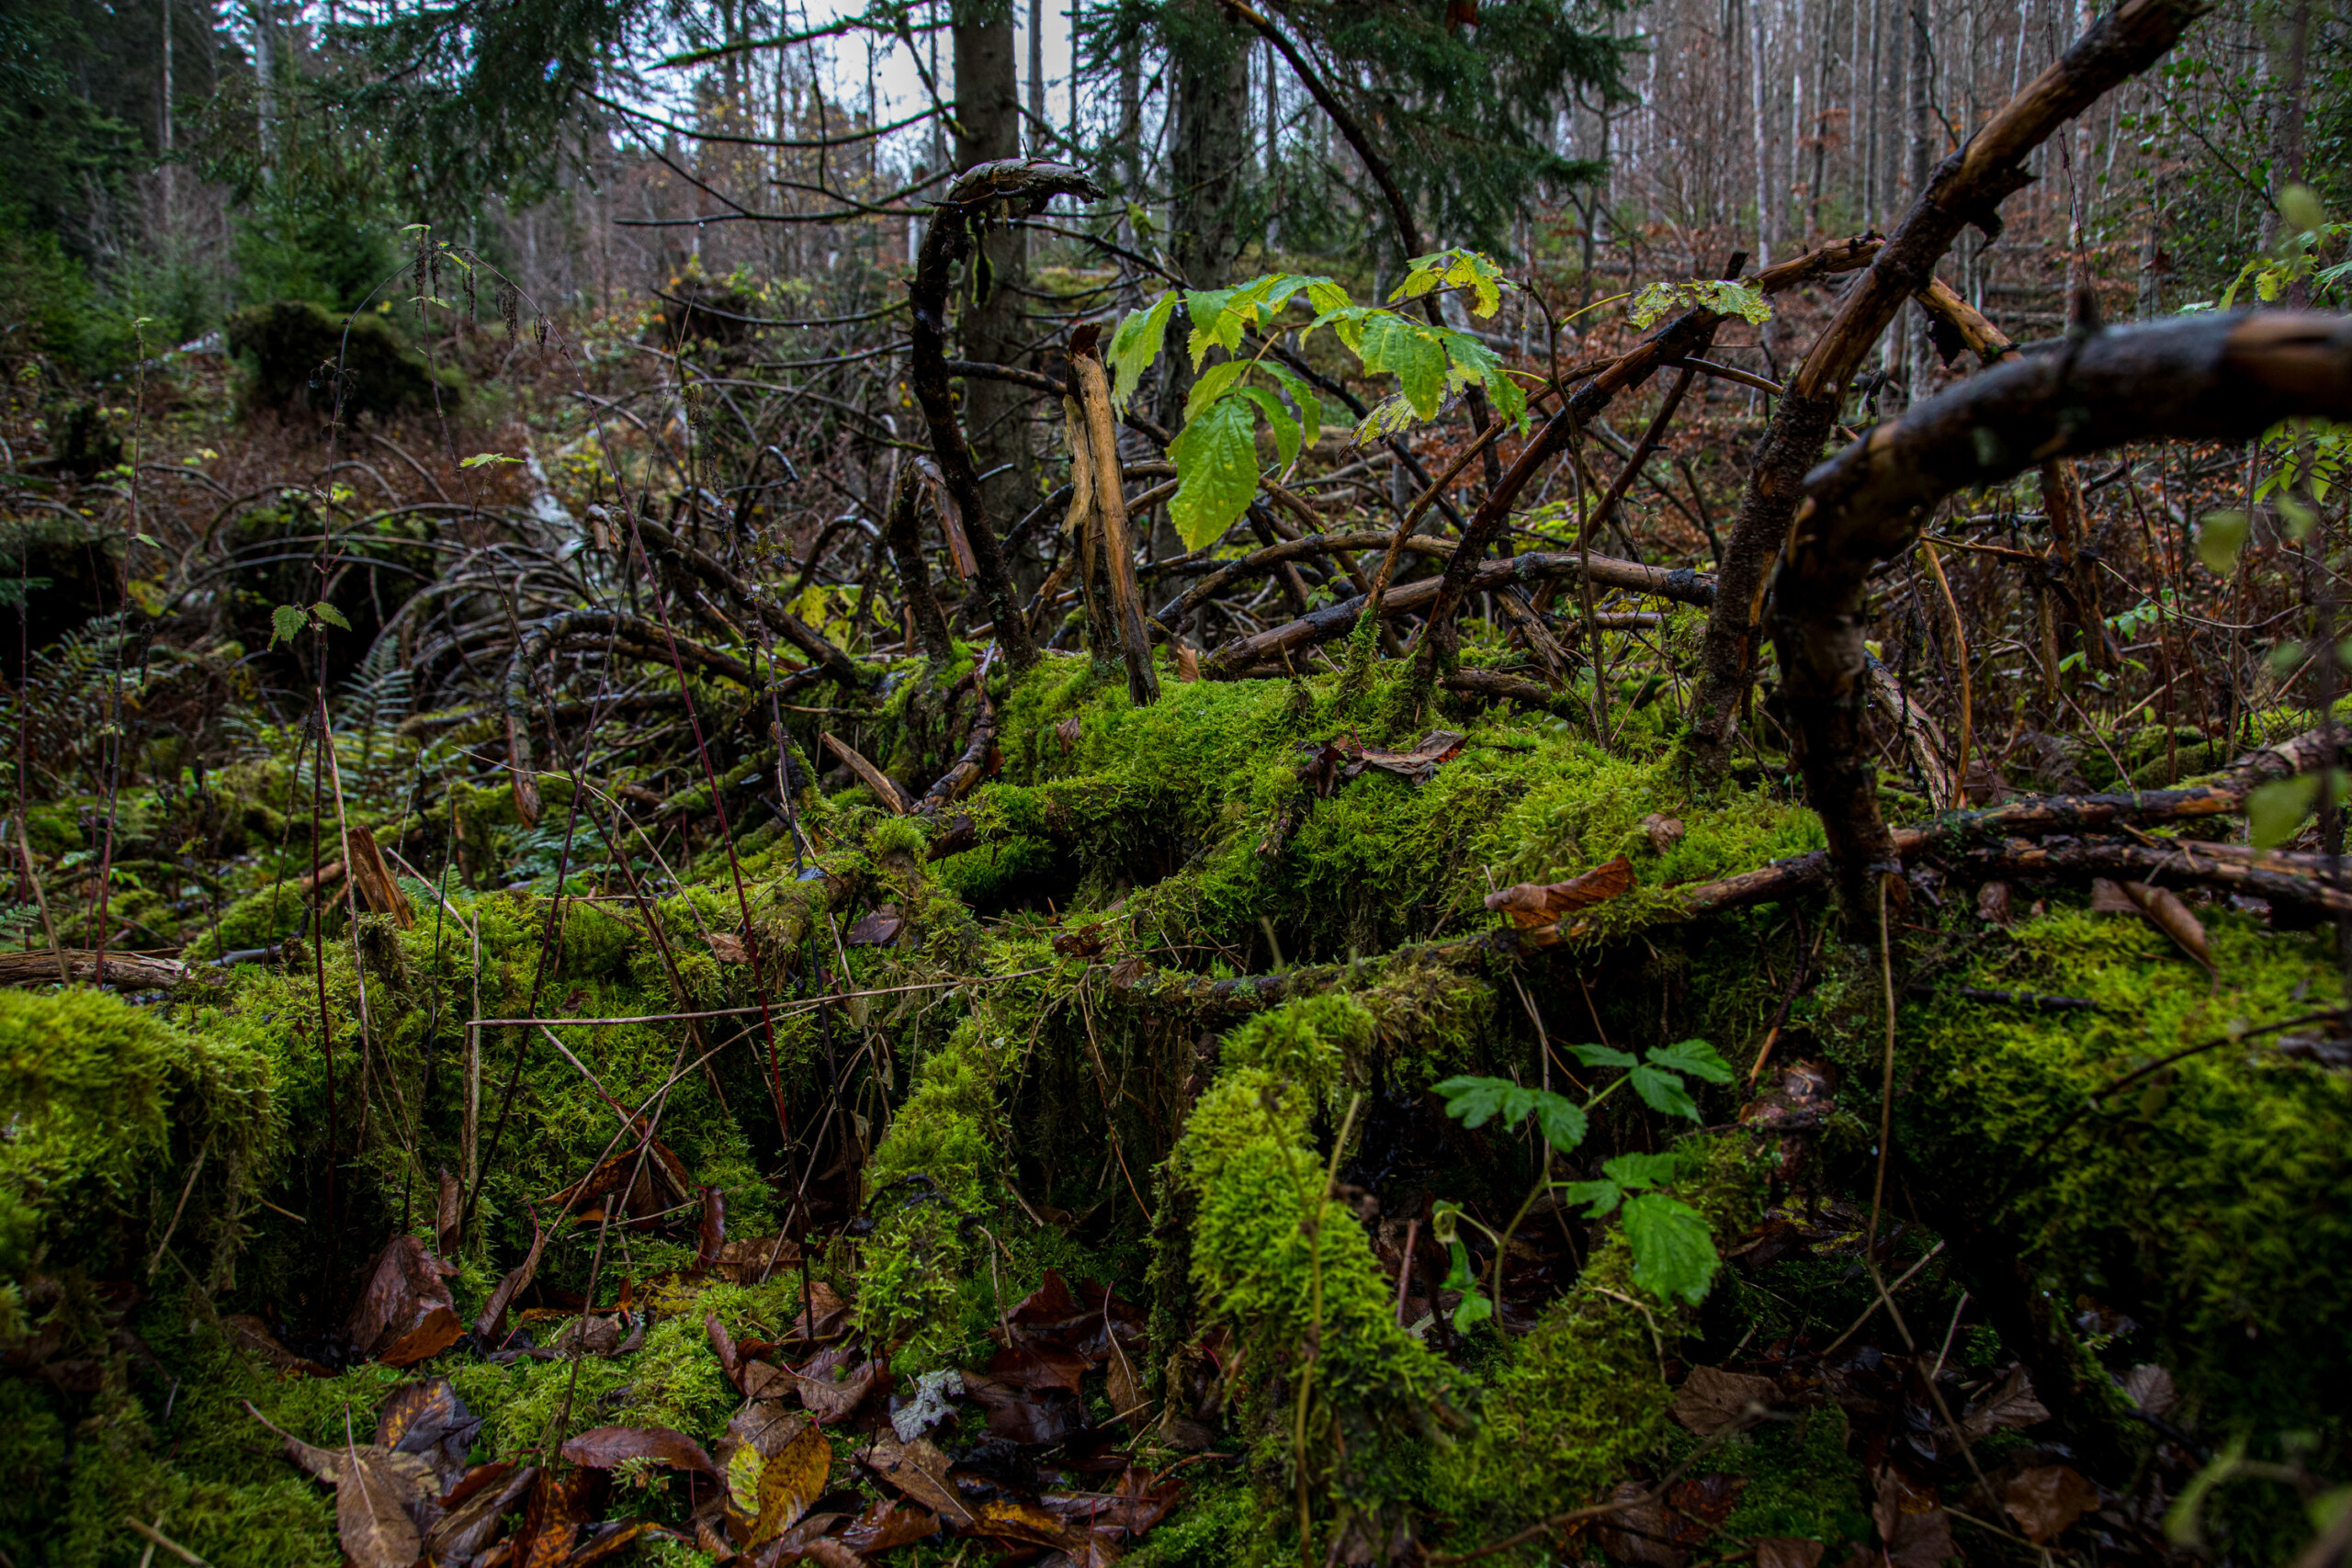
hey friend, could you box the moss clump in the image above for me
[1434,1134,1770,1534]
[1897,906,2352,1455]
[0,990,277,1294]
[1167,1064,1453,1544]
[855,1012,1020,1370]
[226,299,462,420]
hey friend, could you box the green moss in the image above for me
[1435,1134,1770,1537]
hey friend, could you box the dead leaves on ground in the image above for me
[1485,853,1637,945]
[1296,728,1468,795]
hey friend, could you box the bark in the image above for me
[955,11,1038,534]
[1683,0,2211,783]
[1774,312,2352,908]
[910,159,1103,671]
[883,463,956,666]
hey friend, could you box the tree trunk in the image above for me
[954,8,1037,555]
[1152,7,1255,557]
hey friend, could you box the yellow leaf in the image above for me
[750,1422,831,1546]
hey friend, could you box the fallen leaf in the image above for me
[990,1340,1090,1393]
[786,1280,852,1342]
[2004,1464,2098,1543]
[560,1425,718,1475]
[709,1235,799,1285]
[1642,814,1686,854]
[1977,880,2013,925]
[973,1497,1086,1551]
[1753,1539,1826,1568]
[786,1349,880,1424]
[1052,923,1111,959]
[891,1368,966,1442]
[541,1134,692,1224]
[1055,714,1085,752]
[843,906,904,947]
[1872,1471,1953,1568]
[708,931,751,963]
[568,1518,663,1564]
[1961,1365,2050,1438]
[1103,1325,1147,1426]
[707,1312,742,1386]
[374,1377,479,1490]
[767,1540,866,1568]
[859,1434,977,1530]
[2121,1362,2176,1418]
[424,1463,535,1563]
[963,1372,1090,1445]
[345,1234,463,1366]
[1669,1366,1780,1436]
[750,1423,831,1546]
[1594,1481,1683,1567]
[513,1465,604,1568]
[841,1498,940,1554]
[337,1445,429,1568]
[821,733,911,814]
[1484,855,1638,931]
[719,1404,811,1539]
[474,1213,547,1345]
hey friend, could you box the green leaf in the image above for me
[2197,510,2249,574]
[269,604,309,647]
[1554,1179,1622,1217]
[460,451,522,468]
[1621,1192,1719,1305]
[1601,1152,1680,1190]
[1629,1064,1703,1122]
[1532,1094,1588,1154]
[1487,368,1530,434]
[1241,387,1303,473]
[1647,1039,1735,1085]
[1183,359,1251,423]
[1166,395,1261,551]
[1433,1075,1515,1129]
[1262,365,1323,453]
[311,602,353,631]
[1443,1237,1494,1332]
[1356,314,1449,420]
[1569,1043,1637,1069]
[1182,288,1245,367]
[131,533,164,549]
[1107,292,1179,411]
[2250,772,2323,849]
[1304,280,1353,317]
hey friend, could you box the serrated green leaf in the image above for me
[1357,314,1449,420]
[1107,292,1178,411]
[1621,1193,1719,1305]
[1554,1179,1622,1217]
[1648,1039,1735,1085]
[1629,1064,1703,1121]
[1263,365,1323,452]
[1487,368,1529,434]
[311,602,352,631]
[1351,391,1421,446]
[1241,387,1303,473]
[1443,1237,1494,1332]
[1434,1075,1515,1129]
[1602,1152,1681,1190]
[1184,359,1251,423]
[1166,394,1261,551]
[1182,288,1245,367]
[460,451,521,468]
[2198,510,2249,574]
[270,604,309,646]
[1570,1043,1638,1069]
[2250,772,2323,849]
[1532,1094,1588,1154]
[1305,280,1353,316]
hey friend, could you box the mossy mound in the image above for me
[226,299,462,421]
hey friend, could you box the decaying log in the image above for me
[1686,0,2212,777]
[1773,312,2352,906]
[0,949,189,989]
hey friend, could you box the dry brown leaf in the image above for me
[1977,880,2014,925]
[2120,880,2215,975]
[973,1497,1086,1550]
[560,1425,718,1475]
[859,1434,976,1530]
[840,1498,941,1555]
[750,1423,832,1546]
[1871,1471,1953,1568]
[1961,1364,2051,1438]
[1484,854,1638,930]
[567,1518,664,1565]
[345,1235,463,1366]
[2122,1362,2177,1417]
[222,1313,335,1378]
[474,1214,546,1345]
[336,1445,428,1568]
[374,1377,478,1491]
[514,1464,605,1568]
[1642,814,1686,854]
[435,1168,461,1258]
[842,906,904,947]
[720,1403,811,1538]
[1669,1366,1780,1436]
[1754,1539,1826,1568]
[708,931,751,963]
[2004,1464,2098,1544]
[1103,1326,1146,1426]
[423,1463,535,1563]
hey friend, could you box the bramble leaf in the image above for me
[1648,1039,1735,1084]
[1570,1043,1637,1070]
[1629,1064,1703,1122]
[1532,1094,1588,1154]
[1601,1152,1680,1190]
[1433,1075,1521,1130]
[311,602,353,631]
[1621,1192,1719,1304]
[1554,1179,1622,1217]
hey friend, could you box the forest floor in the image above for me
[4,277,2350,1568]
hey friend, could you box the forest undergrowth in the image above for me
[9,15,2352,1564]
